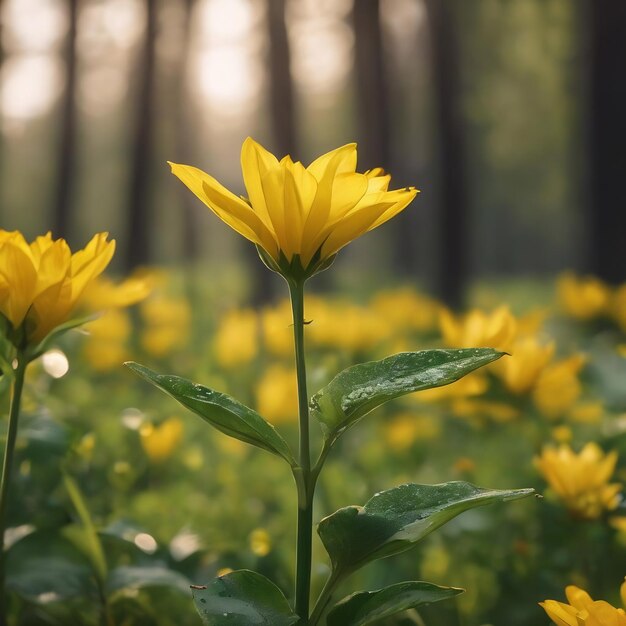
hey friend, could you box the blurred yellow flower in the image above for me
[0,230,114,346]
[569,402,604,425]
[451,398,520,423]
[261,300,294,357]
[249,528,271,557]
[370,287,440,333]
[81,274,152,310]
[140,417,184,463]
[551,425,573,444]
[213,309,258,368]
[533,355,586,419]
[76,433,96,461]
[83,309,132,371]
[255,364,298,424]
[418,373,489,402]
[140,295,191,357]
[169,138,418,277]
[557,272,611,321]
[540,582,626,626]
[384,413,441,452]
[307,298,392,353]
[535,442,621,519]
[496,336,555,394]
[440,306,517,352]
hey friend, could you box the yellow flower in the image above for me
[495,336,555,394]
[213,308,259,368]
[557,272,611,321]
[83,309,132,371]
[249,528,271,557]
[439,306,517,352]
[532,355,586,419]
[254,364,297,424]
[169,138,418,278]
[535,442,622,519]
[541,582,626,626]
[384,413,441,452]
[611,285,626,333]
[370,287,440,333]
[0,231,114,346]
[417,373,489,402]
[81,274,152,310]
[261,300,294,358]
[140,294,191,357]
[140,417,184,463]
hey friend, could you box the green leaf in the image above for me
[192,570,299,626]
[309,349,505,441]
[125,362,297,466]
[318,481,535,576]
[107,565,191,596]
[6,530,96,602]
[63,473,108,585]
[327,581,463,626]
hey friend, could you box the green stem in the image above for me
[0,352,27,624]
[309,570,341,626]
[289,280,312,623]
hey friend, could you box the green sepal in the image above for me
[318,481,535,576]
[255,245,337,282]
[125,362,297,466]
[327,581,464,626]
[192,570,299,626]
[310,349,505,442]
[26,314,97,361]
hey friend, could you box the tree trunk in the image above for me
[353,0,389,171]
[52,0,79,240]
[588,0,626,283]
[424,0,468,307]
[126,0,158,269]
[267,0,297,157]
[174,0,200,261]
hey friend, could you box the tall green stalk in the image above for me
[0,352,27,624]
[289,280,313,623]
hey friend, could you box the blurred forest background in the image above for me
[1,0,625,305]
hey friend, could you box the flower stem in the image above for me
[289,280,312,623]
[0,352,27,624]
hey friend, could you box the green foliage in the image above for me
[318,482,535,577]
[326,581,464,626]
[125,362,297,466]
[192,570,299,626]
[310,349,505,443]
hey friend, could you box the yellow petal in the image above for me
[307,142,357,181]
[240,137,279,230]
[169,161,279,259]
[69,233,115,302]
[539,600,580,626]
[0,234,38,327]
[320,200,396,260]
[366,187,418,231]
[566,586,594,611]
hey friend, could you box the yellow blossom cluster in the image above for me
[558,272,626,333]
[535,443,621,519]
[541,581,626,626]
[435,304,590,421]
